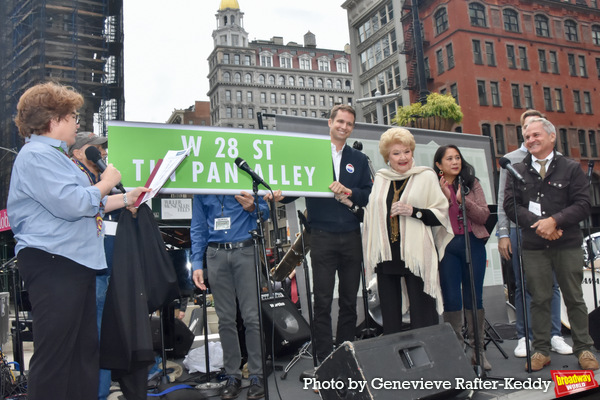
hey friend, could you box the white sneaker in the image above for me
[551,336,573,355]
[514,337,531,358]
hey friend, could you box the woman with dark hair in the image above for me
[433,145,491,370]
[362,128,453,334]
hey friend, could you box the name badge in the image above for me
[214,217,231,231]
[104,220,118,236]
[529,201,542,217]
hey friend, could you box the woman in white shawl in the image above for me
[363,128,453,334]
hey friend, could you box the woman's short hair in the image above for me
[14,82,84,139]
[379,127,415,164]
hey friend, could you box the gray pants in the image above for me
[206,245,263,377]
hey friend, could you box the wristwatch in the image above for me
[415,211,423,219]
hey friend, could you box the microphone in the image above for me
[499,157,525,184]
[85,146,126,193]
[234,157,271,190]
[588,160,595,179]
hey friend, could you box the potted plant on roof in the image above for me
[392,92,463,131]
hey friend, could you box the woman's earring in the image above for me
[438,170,444,177]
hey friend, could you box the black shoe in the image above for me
[247,375,265,400]
[221,376,242,399]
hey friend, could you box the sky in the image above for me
[123,0,351,123]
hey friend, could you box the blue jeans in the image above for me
[439,233,486,311]
[510,228,562,338]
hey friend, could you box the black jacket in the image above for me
[504,151,590,250]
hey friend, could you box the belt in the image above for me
[207,238,254,250]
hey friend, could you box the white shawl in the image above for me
[362,162,454,314]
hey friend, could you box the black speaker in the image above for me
[314,323,475,400]
[151,316,195,359]
[589,307,600,349]
[262,293,311,357]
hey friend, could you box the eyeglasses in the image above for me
[71,112,80,124]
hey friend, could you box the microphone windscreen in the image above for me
[499,157,511,168]
[234,157,244,167]
[85,146,102,163]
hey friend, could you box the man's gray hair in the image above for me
[526,117,556,135]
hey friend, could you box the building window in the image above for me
[559,129,570,156]
[543,87,552,111]
[511,84,521,108]
[307,78,314,88]
[485,42,496,66]
[298,77,304,87]
[270,93,276,104]
[237,108,243,118]
[469,2,487,27]
[318,59,330,71]
[300,95,306,105]
[226,107,232,118]
[317,78,324,88]
[225,90,231,101]
[280,55,292,68]
[310,95,316,106]
[223,54,230,64]
[424,57,431,79]
[233,73,241,83]
[247,108,254,119]
[260,92,266,103]
[549,51,559,74]
[590,131,598,157]
[518,46,528,70]
[538,50,548,73]
[278,76,285,86]
[503,9,519,32]
[473,40,483,65]
[450,83,459,104]
[319,96,325,107]
[534,14,550,37]
[597,58,600,78]
[579,55,588,77]
[288,76,295,86]
[435,8,449,35]
[565,20,579,41]
[490,82,500,106]
[247,91,253,102]
[506,45,516,69]
[446,43,455,69]
[234,54,240,65]
[236,91,242,102]
[336,79,342,89]
[584,91,592,114]
[326,79,333,89]
[258,74,265,84]
[477,80,488,105]
[554,88,564,112]
[579,130,588,157]
[436,49,445,73]
[495,124,506,154]
[223,72,231,82]
[244,55,251,66]
[290,94,296,105]
[299,56,312,70]
[244,73,252,84]
[268,75,275,85]
[336,59,349,73]
[517,126,524,147]
[574,90,582,113]
[568,54,577,76]
[260,53,273,67]
[481,123,491,138]
[524,85,533,109]
[593,25,600,46]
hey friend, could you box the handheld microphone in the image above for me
[588,160,595,179]
[85,146,126,193]
[234,157,271,190]
[499,157,526,184]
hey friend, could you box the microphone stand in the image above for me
[458,177,485,379]
[249,180,271,400]
[507,173,533,373]
[585,160,598,309]
[296,210,320,381]
[195,288,222,396]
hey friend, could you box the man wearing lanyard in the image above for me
[191,192,269,399]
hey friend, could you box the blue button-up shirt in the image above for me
[190,194,269,271]
[7,135,108,270]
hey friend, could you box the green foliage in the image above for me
[392,93,463,128]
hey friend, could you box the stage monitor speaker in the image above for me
[315,323,475,400]
[589,306,600,350]
[262,292,311,357]
[151,316,195,359]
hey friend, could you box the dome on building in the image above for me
[219,0,240,10]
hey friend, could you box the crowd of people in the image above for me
[6,82,599,400]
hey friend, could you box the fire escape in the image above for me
[399,1,430,102]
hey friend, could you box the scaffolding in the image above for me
[0,0,124,209]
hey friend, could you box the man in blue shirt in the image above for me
[191,192,269,400]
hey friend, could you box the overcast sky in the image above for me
[123,0,350,123]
